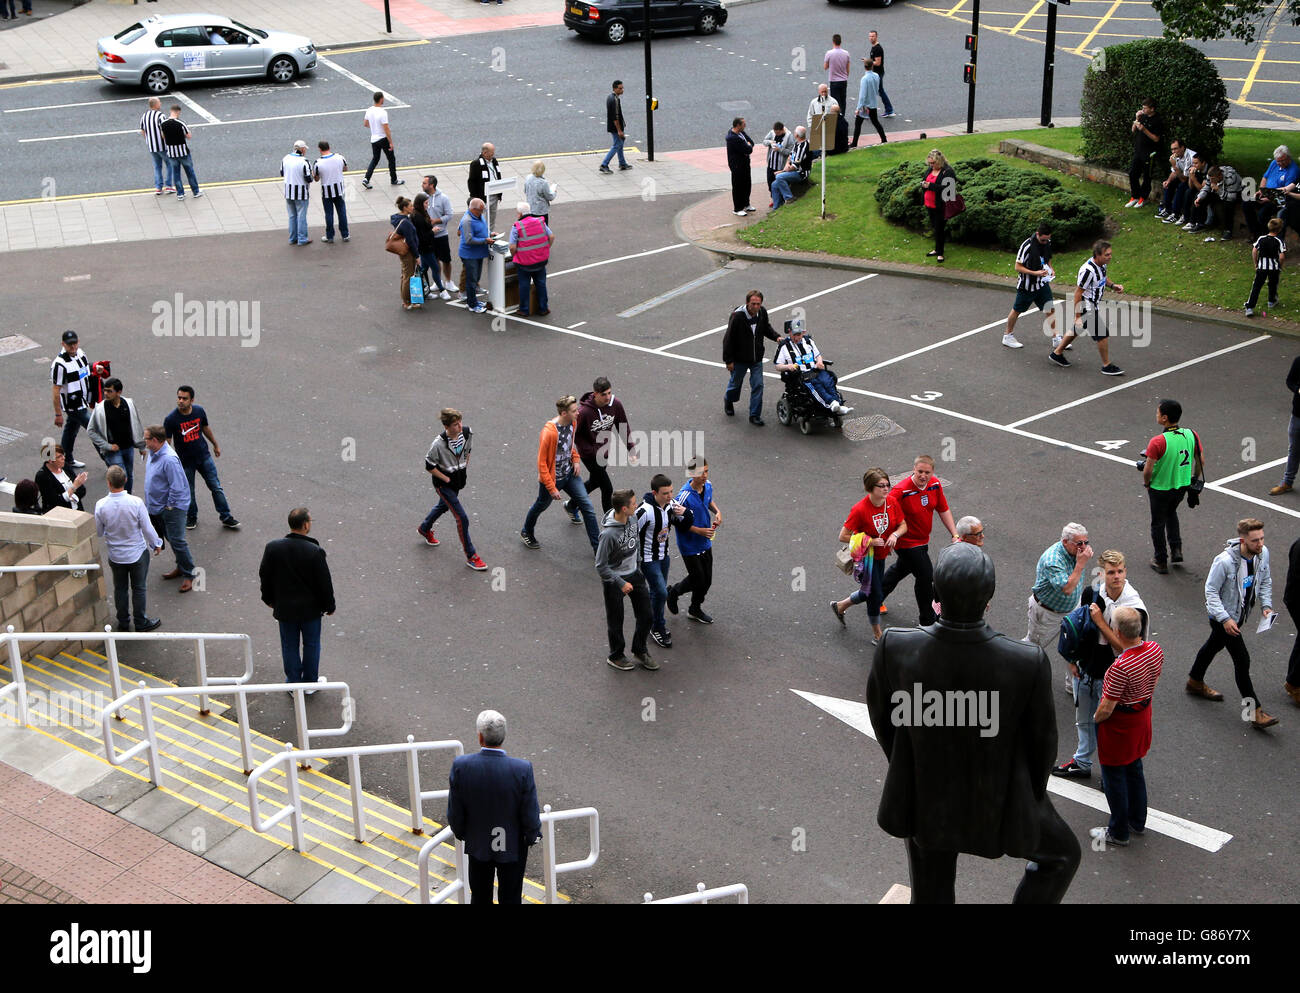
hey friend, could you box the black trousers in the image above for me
[579,452,614,514]
[603,571,652,657]
[880,545,936,625]
[1128,150,1154,200]
[1246,270,1280,309]
[468,851,528,905]
[851,109,886,146]
[671,547,713,610]
[926,205,946,255]
[1189,618,1258,702]
[1147,486,1185,564]
[904,802,1080,904]
[731,167,752,211]
[829,80,848,111]
[1286,601,1300,686]
[365,137,397,182]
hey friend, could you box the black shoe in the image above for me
[688,606,713,624]
[186,521,197,530]
[1170,547,1183,564]
[667,588,679,615]
[1048,351,1070,368]
[1150,558,1169,574]
[619,164,634,171]
[724,399,734,416]
[598,165,613,175]
[221,517,241,529]
[650,629,672,649]
[606,654,635,671]
[361,179,373,189]
[1269,299,1279,308]
[1051,760,1090,779]
[137,618,162,632]
[520,531,540,550]
[749,416,765,427]
[634,651,659,670]
[391,180,405,186]
[1100,364,1125,376]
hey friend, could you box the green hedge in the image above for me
[1081,39,1229,167]
[873,158,1106,249]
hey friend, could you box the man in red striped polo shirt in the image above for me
[879,455,958,625]
[1091,606,1163,848]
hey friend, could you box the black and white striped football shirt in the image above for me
[281,153,313,200]
[313,152,347,199]
[1015,235,1052,291]
[139,108,166,153]
[1254,234,1285,271]
[159,117,189,158]
[50,348,92,411]
[1077,257,1107,308]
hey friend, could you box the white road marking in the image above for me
[173,91,220,126]
[547,242,689,279]
[567,321,587,329]
[618,269,733,318]
[1208,457,1289,487]
[61,274,91,282]
[791,690,1234,853]
[21,107,369,142]
[837,315,1010,382]
[655,274,876,352]
[3,95,145,113]
[316,56,408,107]
[1006,337,1267,428]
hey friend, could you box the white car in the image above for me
[97,13,317,94]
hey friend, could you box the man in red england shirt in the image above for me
[879,455,958,625]
[1091,606,1163,848]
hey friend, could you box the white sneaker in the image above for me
[439,289,452,300]
[838,404,854,415]
[830,401,842,413]
[1002,333,1023,349]
[1124,198,1138,208]
[733,210,747,217]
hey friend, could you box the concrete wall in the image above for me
[0,508,108,660]
[999,139,1130,190]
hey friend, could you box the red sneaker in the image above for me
[879,602,888,614]
[417,527,439,546]
[466,554,488,571]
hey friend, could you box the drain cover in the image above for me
[0,334,39,357]
[842,414,905,442]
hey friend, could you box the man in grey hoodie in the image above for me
[1187,517,1280,729]
[597,489,655,672]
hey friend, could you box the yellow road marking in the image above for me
[946,0,969,16]
[318,39,428,56]
[0,74,97,90]
[1009,0,1046,37]
[1240,19,1281,102]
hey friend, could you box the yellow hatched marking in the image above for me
[1240,19,1281,103]
[1009,0,1045,36]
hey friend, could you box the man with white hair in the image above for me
[771,126,810,210]
[1244,145,1298,237]
[806,84,839,163]
[509,201,554,318]
[1025,522,1093,651]
[447,710,542,905]
[955,516,984,545]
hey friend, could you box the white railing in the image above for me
[247,736,464,852]
[3,625,254,718]
[417,827,469,905]
[644,882,750,904]
[101,679,352,784]
[0,564,100,574]
[540,804,599,905]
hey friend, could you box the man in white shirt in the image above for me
[1155,137,1196,225]
[280,140,313,246]
[806,84,839,163]
[95,465,163,632]
[773,319,852,414]
[314,139,349,243]
[361,91,402,189]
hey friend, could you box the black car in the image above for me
[564,0,727,44]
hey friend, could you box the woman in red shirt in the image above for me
[832,468,907,643]
[920,149,956,264]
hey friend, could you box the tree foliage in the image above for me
[1152,0,1300,44]
[1080,39,1229,168]
[873,159,1105,250]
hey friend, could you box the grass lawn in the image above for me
[739,127,1294,316]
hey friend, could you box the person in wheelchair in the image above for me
[774,319,854,417]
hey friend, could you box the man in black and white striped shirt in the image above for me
[314,140,349,244]
[50,329,95,469]
[635,475,693,649]
[281,139,314,246]
[1050,240,1126,376]
[1003,221,1054,349]
[160,105,202,200]
[138,97,169,195]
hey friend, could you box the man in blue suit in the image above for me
[447,710,543,905]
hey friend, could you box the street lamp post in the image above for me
[643,0,655,161]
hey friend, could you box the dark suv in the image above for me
[564,0,727,44]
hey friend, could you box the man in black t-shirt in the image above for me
[162,385,239,530]
[1126,99,1161,208]
[866,30,895,118]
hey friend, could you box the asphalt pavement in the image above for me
[2,190,1296,904]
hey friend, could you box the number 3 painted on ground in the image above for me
[911,391,943,402]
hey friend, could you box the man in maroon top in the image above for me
[879,455,958,625]
[1092,606,1164,848]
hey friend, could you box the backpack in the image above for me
[1057,604,1097,663]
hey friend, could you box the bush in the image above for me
[1080,39,1229,167]
[873,159,1106,250]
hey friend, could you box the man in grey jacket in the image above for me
[87,377,146,493]
[1187,517,1280,729]
[596,488,655,671]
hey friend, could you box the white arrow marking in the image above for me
[791,689,1233,853]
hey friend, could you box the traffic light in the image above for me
[963,63,975,85]
[965,33,976,51]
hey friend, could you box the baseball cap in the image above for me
[785,318,806,335]
[294,140,308,149]
[61,330,78,344]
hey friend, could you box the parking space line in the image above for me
[316,56,408,108]
[547,242,688,280]
[836,315,1009,383]
[1208,458,1289,488]
[1005,337,1267,429]
[1239,19,1280,103]
[655,275,876,352]
[173,91,220,126]
[617,269,732,318]
[3,95,143,114]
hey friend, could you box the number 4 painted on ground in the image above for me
[1095,440,1128,451]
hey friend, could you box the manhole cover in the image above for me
[842,414,905,442]
[0,334,39,357]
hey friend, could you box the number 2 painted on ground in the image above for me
[911,391,944,402]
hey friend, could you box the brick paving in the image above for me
[0,857,84,904]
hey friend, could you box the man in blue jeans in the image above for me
[260,507,336,686]
[521,395,600,551]
[144,426,198,594]
[721,289,781,426]
[635,475,692,649]
[458,198,494,314]
[599,80,631,175]
[163,385,240,530]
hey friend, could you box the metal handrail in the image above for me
[3,625,255,717]
[246,736,464,852]
[540,804,599,905]
[644,882,750,904]
[0,564,101,574]
[100,679,352,785]
[417,826,469,905]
